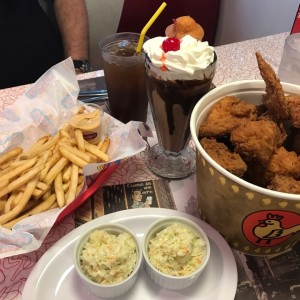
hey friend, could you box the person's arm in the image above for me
[53,0,89,62]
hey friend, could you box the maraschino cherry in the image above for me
[162,37,180,53]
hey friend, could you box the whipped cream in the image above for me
[143,35,215,81]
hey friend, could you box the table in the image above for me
[0,32,293,300]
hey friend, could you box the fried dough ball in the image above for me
[165,16,204,41]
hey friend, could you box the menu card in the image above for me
[75,179,176,226]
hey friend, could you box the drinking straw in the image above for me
[136,2,167,53]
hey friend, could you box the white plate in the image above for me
[22,208,238,300]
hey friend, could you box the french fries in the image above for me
[54,172,65,208]
[0,147,23,165]
[100,137,110,153]
[0,109,111,229]
[74,129,85,152]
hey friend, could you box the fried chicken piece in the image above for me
[257,111,279,122]
[243,159,269,188]
[268,175,300,194]
[230,119,285,165]
[266,146,300,179]
[286,95,300,128]
[199,96,257,137]
[256,113,287,146]
[200,137,247,177]
[255,52,290,120]
[256,104,268,117]
[285,127,300,155]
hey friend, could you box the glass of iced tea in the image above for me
[99,32,149,123]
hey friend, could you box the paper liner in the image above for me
[0,58,148,258]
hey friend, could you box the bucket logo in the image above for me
[242,210,300,247]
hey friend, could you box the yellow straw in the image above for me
[136,2,167,53]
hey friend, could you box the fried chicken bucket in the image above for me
[190,79,300,256]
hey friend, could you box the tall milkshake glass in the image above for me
[144,35,216,179]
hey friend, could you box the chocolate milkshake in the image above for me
[143,16,216,178]
[145,57,216,152]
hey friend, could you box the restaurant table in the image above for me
[0,32,295,300]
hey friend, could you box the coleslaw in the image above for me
[147,222,206,276]
[79,229,137,284]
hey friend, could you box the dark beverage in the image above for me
[100,33,149,124]
[102,54,147,123]
[145,57,216,153]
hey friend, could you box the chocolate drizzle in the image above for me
[146,73,213,152]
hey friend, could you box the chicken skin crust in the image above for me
[266,147,300,179]
[286,95,300,128]
[285,127,300,155]
[199,96,257,137]
[255,51,290,120]
[230,119,285,165]
[268,175,300,194]
[200,137,247,177]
